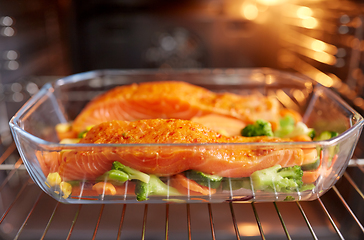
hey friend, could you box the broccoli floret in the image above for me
[308,129,316,140]
[186,170,223,189]
[274,115,295,138]
[99,169,129,185]
[301,156,320,171]
[277,165,303,179]
[276,121,315,139]
[241,120,274,137]
[250,165,303,192]
[284,196,295,201]
[314,131,339,141]
[112,161,150,183]
[221,177,251,191]
[135,175,181,201]
[314,131,339,162]
[98,162,150,185]
[300,183,315,192]
[280,115,295,127]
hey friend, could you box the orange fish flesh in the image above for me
[57,119,317,181]
[71,81,281,134]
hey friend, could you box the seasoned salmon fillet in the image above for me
[72,81,280,133]
[57,119,317,181]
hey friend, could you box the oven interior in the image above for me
[1,0,364,239]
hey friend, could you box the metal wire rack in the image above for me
[0,141,363,240]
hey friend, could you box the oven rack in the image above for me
[1,74,364,239]
[0,140,363,240]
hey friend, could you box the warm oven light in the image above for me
[296,6,313,19]
[241,3,259,20]
[257,0,287,6]
[302,17,318,29]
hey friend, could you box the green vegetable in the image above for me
[106,170,129,182]
[97,169,129,185]
[314,131,339,163]
[66,180,81,187]
[241,120,274,137]
[278,122,315,139]
[98,161,150,186]
[280,115,295,127]
[186,171,223,189]
[308,129,316,140]
[301,156,320,171]
[135,175,181,201]
[112,161,150,183]
[77,125,95,138]
[77,130,88,138]
[274,115,316,139]
[250,165,303,192]
[314,131,339,141]
[284,196,295,201]
[300,183,315,192]
[221,177,251,191]
[274,115,295,138]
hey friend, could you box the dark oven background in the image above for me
[68,0,281,71]
[0,0,363,81]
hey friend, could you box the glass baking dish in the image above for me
[9,68,364,204]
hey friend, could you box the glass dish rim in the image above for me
[9,68,364,149]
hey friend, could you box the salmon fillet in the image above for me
[72,81,280,133]
[58,119,316,181]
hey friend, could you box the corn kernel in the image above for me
[92,182,117,195]
[217,129,229,137]
[78,125,95,138]
[60,138,80,144]
[55,123,72,133]
[60,181,72,199]
[86,125,95,131]
[46,172,62,187]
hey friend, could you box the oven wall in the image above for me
[0,0,71,84]
[68,0,282,72]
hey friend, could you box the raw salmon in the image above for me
[58,119,317,181]
[36,151,62,177]
[191,114,247,136]
[71,81,280,133]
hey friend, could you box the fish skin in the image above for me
[58,119,314,181]
[71,81,280,133]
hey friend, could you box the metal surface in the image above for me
[0,127,363,239]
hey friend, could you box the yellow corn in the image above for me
[60,138,80,144]
[217,129,229,137]
[46,172,62,187]
[55,123,72,133]
[92,182,117,195]
[79,125,95,138]
[59,182,72,199]
[86,125,95,131]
